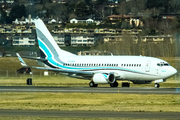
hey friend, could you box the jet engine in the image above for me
[93,73,116,84]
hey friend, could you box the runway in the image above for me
[0,86,180,94]
[0,109,180,119]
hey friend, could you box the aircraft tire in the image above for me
[155,83,160,88]
[110,81,118,87]
[89,81,98,87]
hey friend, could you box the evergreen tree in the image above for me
[9,4,27,21]
[75,2,90,18]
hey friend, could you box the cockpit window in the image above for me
[157,63,170,67]
[164,63,170,66]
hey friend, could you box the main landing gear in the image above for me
[110,81,118,87]
[89,81,119,87]
[89,81,161,88]
[89,81,98,87]
[154,83,160,88]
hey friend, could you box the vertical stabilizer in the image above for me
[34,18,76,59]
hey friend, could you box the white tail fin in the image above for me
[34,18,76,59]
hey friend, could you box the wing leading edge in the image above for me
[16,53,94,76]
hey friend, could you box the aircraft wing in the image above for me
[17,53,122,78]
[17,53,93,75]
[32,67,94,75]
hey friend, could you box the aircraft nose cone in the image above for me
[165,67,177,78]
[172,68,177,75]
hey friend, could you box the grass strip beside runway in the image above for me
[0,76,179,88]
[0,116,166,120]
[0,92,179,112]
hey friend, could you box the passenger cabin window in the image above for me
[65,63,120,67]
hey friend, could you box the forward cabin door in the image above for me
[145,60,151,72]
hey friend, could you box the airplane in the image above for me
[17,18,177,88]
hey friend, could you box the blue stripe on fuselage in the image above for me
[38,39,148,74]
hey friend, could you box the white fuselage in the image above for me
[47,55,177,81]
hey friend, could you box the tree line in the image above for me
[1,0,180,57]
[93,33,179,57]
[1,0,180,30]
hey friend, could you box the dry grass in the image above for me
[0,116,160,120]
[0,92,179,112]
[0,57,38,70]
[0,76,179,88]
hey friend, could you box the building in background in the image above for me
[12,36,35,46]
[52,34,65,46]
[71,34,96,47]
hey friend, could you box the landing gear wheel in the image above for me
[155,83,160,88]
[110,81,118,87]
[89,81,98,87]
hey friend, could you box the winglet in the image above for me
[16,53,28,67]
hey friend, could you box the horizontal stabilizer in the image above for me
[21,56,47,62]
[16,53,28,67]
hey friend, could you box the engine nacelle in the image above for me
[93,73,115,84]
[131,80,152,84]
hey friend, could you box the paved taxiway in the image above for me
[0,86,180,94]
[0,109,180,119]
